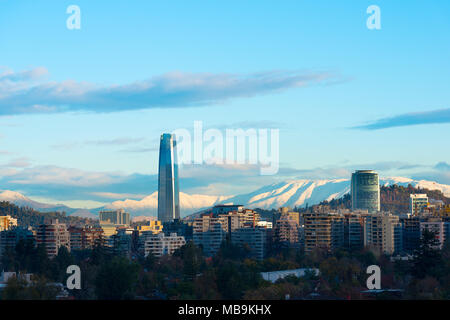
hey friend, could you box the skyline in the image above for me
[0,0,449,208]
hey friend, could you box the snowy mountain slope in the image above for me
[1,177,449,218]
[100,192,231,216]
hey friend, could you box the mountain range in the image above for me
[1,177,449,219]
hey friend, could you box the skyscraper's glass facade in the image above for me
[351,170,380,213]
[158,133,180,222]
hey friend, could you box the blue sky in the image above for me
[0,0,449,208]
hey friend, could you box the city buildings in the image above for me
[401,216,421,253]
[68,226,104,251]
[99,209,130,226]
[351,170,380,213]
[410,194,429,216]
[193,214,227,256]
[136,220,163,235]
[109,227,136,257]
[420,218,446,249]
[343,211,366,250]
[143,232,186,258]
[0,215,18,231]
[193,205,262,256]
[273,217,301,247]
[158,133,180,223]
[35,219,71,258]
[303,212,345,252]
[0,226,34,258]
[364,213,402,255]
[231,227,268,260]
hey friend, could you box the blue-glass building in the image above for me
[158,133,180,222]
[351,170,380,213]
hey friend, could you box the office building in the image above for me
[158,133,180,223]
[351,170,380,213]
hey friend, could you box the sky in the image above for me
[0,0,449,209]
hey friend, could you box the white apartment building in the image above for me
[410,194,428,216]
[143,232,186,257]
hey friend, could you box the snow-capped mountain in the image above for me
[0,190,67,211]
[97,177,450,216]
[1,177,449,218]
[221,179,351,210]
[219,177,450,211]
[99,192,231,216]
[0,190,96,218]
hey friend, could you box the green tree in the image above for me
[412,229,442,279]
[95,257,139,299]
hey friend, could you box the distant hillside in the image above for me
[298,184,450,214]
[380,184,449,213]
[0,201,95,227]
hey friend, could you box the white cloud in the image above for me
[0,68,339,116]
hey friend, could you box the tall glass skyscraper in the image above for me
[158,133,180,222]
[351,170,380,213]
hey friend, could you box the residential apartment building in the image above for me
[0,215,18,231]
[401,216,421,253]
[364,213,402,255]
[193,214,227,256]
[68,226,104,251]
[99,209,131,226]
[410,194,428,216]
[0,226,34,258]
[36,220,70,258]
[420,218,446,249]
[136,220,163,235]
[143,232,186,257]
[303,212,344,252]
[273,217,300,247]
[193,205,260,256]
[231,227,268,260]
